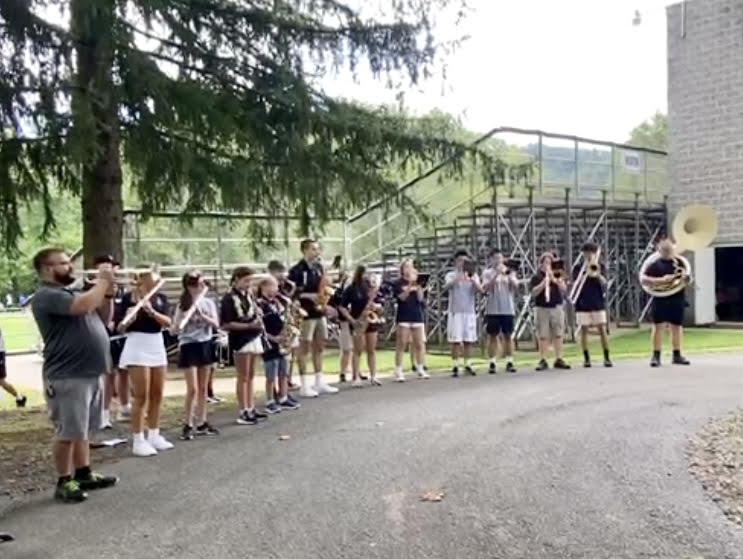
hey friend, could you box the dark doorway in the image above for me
[715,247,743,321]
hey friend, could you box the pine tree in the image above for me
[1,0,512,265]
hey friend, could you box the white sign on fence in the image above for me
[622,150,643,173]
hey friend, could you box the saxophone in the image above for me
[356,275,386,334]
[278,294,307,354]
[316,267,336,312]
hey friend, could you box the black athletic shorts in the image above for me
[110,338,125,369]
[0,351,6,379]
[651,298,684,326]
[485,315,514,336]
[178,341,216,368]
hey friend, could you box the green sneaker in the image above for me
[54,479,88,503]
[75,471,119,491]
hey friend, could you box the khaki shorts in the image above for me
[338,322,353,352]
[576,310,607,327]
[535,306,565,339]
[301,317,327,342]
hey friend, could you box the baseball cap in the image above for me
[93,254,120,266]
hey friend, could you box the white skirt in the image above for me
[236,337,265,355]
[119,332,168,368]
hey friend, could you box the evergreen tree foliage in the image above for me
[1,0,515,265]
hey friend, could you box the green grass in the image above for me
[0,310,41,353]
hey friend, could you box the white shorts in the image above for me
[338,322,353,352]
[447,313,477,344]
[237,337,265,355]
[119,332,168,368]
[576,310,607,327]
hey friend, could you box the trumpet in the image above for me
[569,248,601,305]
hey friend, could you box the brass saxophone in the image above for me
[316,267,336,311]
[356,275,386,334]
[278,294,307,354]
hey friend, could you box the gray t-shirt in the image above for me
[176,297,218,345]
[31,283,110,380]
[445,271,478,314]
[482,268,517,315]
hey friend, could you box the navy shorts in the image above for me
[652,298,685,326]
[264,357,288,381]
[0,351,6,379]
[485,315,514,336]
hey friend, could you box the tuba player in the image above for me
[640,238,690,367]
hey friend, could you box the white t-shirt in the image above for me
[445,271,478,314]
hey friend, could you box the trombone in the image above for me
[569,248,601,305]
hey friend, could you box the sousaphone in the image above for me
[639,204,718,297]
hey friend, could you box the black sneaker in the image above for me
[286,394,301,407]
[650,355,660,368]
[75,471,119,491]
[505,362,517,373]
[236,410,257,425]
[180,424,194,440]
[603,358,613,368]
[265,401,281,414]
[583,360,591,368]
[339,374,347,383]
[280,398,300,410]
[535,359,549,371]
[672,354,690,365]
[55,479,88,503]
[251,409,268,421]
[451,366,459,378]
[488,363,496,375]
[15,395,27,408]
[465,365,476,376]
[359,373,369,381]
[0,533,14,542]
[553,358,571,370]
[196,422,219,436]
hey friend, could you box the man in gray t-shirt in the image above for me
[481,250,519,374]
[30,247,119,503]
[444,250,482,376]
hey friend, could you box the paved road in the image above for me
[3,354,743,559]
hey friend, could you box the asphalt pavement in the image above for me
[3,354,743,559]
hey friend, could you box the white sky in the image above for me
[324,0,676,143]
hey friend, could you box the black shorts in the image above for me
[0,351,6,379]
[652,298,685,326]
[485,315,514,336]
[110,338,125,369]
[178,341,216,368]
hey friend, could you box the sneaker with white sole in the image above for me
[147,433,174,451]
[116,408,131,422]
[299,376,319,398]
[314,379,339,394]
[351,379,364,388]
[417,369,430,379]
[370,378,382,386]
[394,371,406,382]
[132,437,157,457]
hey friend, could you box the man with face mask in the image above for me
[640,238,691,367]
[30,247,119,503]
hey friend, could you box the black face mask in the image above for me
[54,271,76,286]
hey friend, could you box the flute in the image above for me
[178,286,209,331]
[120,278,166,329]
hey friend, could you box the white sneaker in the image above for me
[116,409,130,422]
[100,411,113,430]
[299,376,319,398]
[132,437,157,457]
[370,377,382,386]
[394,371,406,382]
[148,433,174,451]
[417,369,430,379]
[351,379,364,388]
[314,380,339,394]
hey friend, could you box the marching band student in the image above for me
[481,249,519,374]
[393,258,429,381]
[529,252,571,371]
[118,270,173,457]
[571,242,612,368]
[640,238,691,367]
[339,266,383,387]
[332,267,354,383]
[173,271,220,441]
[220,267,268,425]
[0,326,26,407]
[257,276,301,413]
[267,260,301,391]
[288,239,338,397]
[444,250,482,376]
